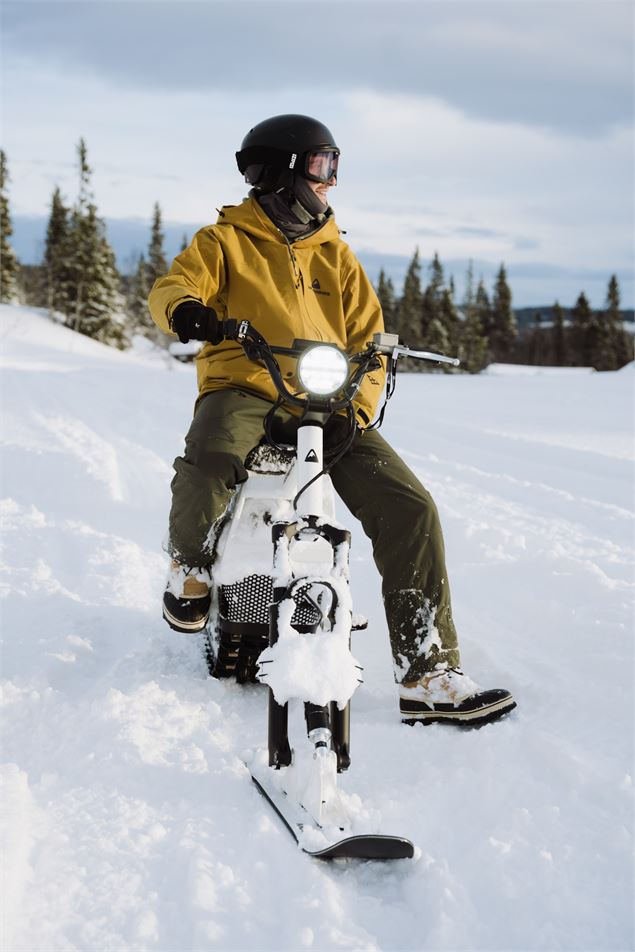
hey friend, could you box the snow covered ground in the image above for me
[1,304,633,952]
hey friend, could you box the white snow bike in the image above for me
[204,320,458,859]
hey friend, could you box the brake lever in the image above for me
[223,319,262,361]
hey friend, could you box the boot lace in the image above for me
[428,665,464,681]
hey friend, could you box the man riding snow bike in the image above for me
[148,113,516,727]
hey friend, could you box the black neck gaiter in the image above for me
[253,177,330,241]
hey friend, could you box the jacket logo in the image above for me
[311,277,330,296]
[304,449,319,463]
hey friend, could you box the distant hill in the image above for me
[514,305,634,328]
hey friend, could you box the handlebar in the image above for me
[224,320,368,410]
[223,319,460,412]
[369,332,460,367]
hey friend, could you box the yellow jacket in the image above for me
[148,197,385,426]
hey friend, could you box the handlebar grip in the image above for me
[222,318,240,341]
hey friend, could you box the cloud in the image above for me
[3,66,631,278]
[334,90,633,270]
[2,3,631,307]
[4,0,633,135]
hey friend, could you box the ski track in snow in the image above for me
[1,306,633,952]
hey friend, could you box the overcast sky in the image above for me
[2,0,633,307]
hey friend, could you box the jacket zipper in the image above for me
[284,238,300,288]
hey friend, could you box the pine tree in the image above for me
[44,186,72,315]
[589,308,615,371]
[396,249,424,368]
[437,287,460,358]
[613,320,634,369]
[427,252,444,300]
[603,275,634,370]
[0,150,20,303]
[570,291,593,366]
[420,252,456,371]
[127,253,152,332]
[606,274,620,314]
[459,309,488,373]
[463,260,476,316]
[551,301,567,366]
[398,249,423,340]
[424,314,452,370]
[65,139,128,348]
[421,251,444,343]
[122,201,171,345]
[376,268,397,334]
[490,264,517,361]
[147,201,168,288]
[459,263,488,373]
[474,278,493,353]
[180,233,188,253]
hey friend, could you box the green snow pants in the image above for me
[169,389,459,682]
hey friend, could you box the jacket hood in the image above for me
[216,197,340,247]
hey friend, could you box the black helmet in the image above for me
[236,114,339,189]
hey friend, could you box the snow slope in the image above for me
[1,305,633,952]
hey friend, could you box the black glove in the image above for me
[170,301,223,345]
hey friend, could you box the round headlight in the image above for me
[297,345,349,396]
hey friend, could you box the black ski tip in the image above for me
[251,774,415,860]
[310,834,415,860]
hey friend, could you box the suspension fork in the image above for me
[267,519,352,771]
[267,589,292,769]
[303,702,351,773]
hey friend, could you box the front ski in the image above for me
[250,763,415,860]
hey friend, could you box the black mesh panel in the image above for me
[218,574,322,628]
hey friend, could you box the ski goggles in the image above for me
[304,150,339,183]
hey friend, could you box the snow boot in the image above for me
[400,666,516,727]
[162,561,211,633]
